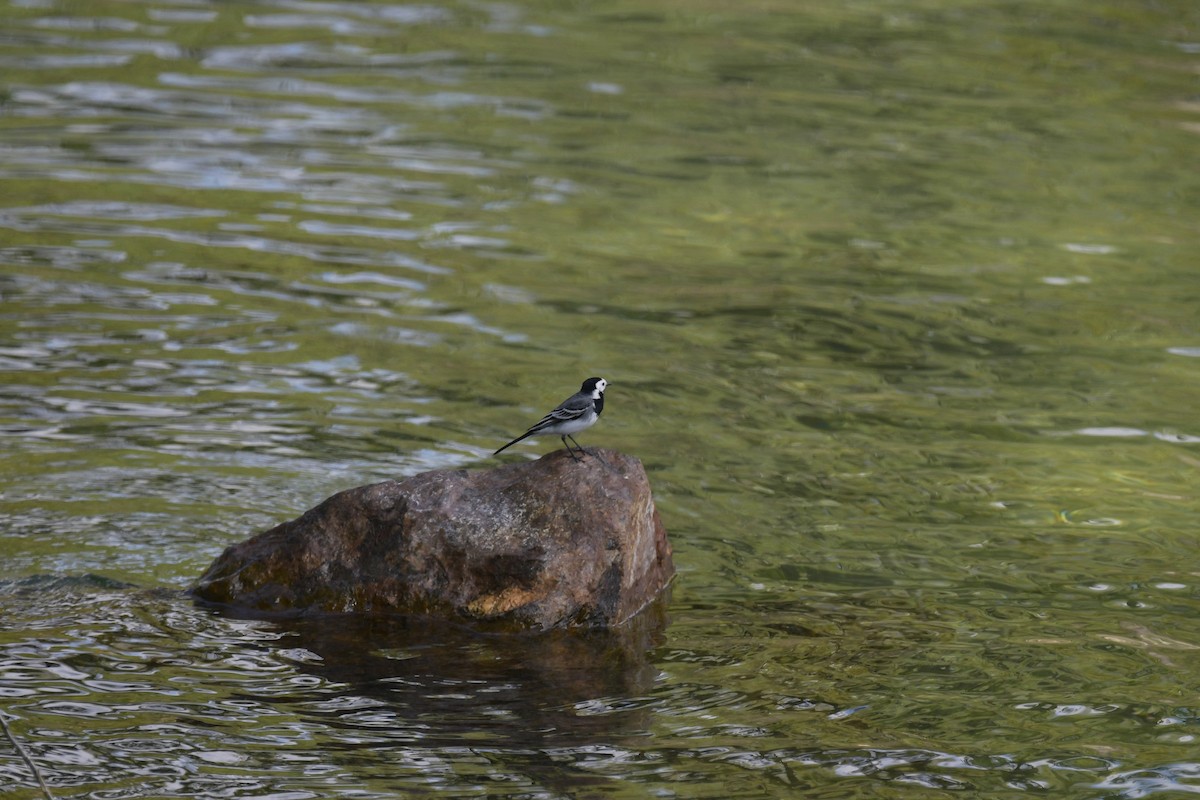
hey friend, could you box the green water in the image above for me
[2,0,1200,796]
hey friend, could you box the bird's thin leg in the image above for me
[570,434,607,466]
[562,435,583,461]
[567,435,606,465]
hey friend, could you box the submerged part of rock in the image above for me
[192,449,674,630]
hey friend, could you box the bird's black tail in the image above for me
[493,431,534,455]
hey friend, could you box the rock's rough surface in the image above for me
[192,449,674,629]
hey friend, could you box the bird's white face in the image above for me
[593,378,607,397]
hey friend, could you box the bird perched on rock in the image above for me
[494,377,607,460]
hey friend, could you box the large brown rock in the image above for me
[192,449,674,630]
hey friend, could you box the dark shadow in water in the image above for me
[211,595,672,796]
[4,577,672,798]
[276,601,668,736]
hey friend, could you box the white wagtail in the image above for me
[494,377,607,460]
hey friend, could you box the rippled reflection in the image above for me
[5,579,1196,798]
[0,579,671,797]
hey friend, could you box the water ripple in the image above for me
[3,0,1200,797]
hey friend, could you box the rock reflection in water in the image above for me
[272,601,667,740]
[1,579,670,797]
[237,602,670,795]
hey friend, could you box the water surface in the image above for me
[3,0,1200,797]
